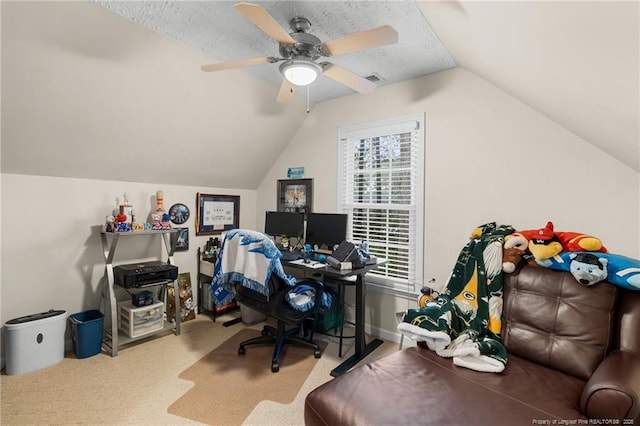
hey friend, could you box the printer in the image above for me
[114,261,178,288]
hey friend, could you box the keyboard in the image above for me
[280,250,303,261]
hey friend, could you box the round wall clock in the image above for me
[169,203,190,224]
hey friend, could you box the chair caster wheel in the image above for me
[314,349,321,358]
[238,346,246,355]
[271,363,279,373]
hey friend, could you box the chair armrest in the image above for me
[580,350,640,421]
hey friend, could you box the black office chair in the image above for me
[211,229,325,372]
[235,275,324,372]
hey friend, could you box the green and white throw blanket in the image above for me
[398,222,515,373]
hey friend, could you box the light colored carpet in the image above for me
[0,313,399,425]
[168,328,327,425]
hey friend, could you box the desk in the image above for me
[286,259,386,377]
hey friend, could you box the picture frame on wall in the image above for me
[174,227,189,251]
[277,178,313,214]
[196,193,240,236]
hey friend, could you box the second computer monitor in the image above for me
[305,213,348,249]
[264,211,305,238]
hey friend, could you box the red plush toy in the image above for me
[507,221,607,261]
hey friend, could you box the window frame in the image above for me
[337,113,425,298]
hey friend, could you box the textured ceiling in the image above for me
[2,1,637,190]
[94,0,457,103]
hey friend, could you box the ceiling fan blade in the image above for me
[234,2,295,45]
[322,64,377,94]
[276,78,296,103]
[201,57,275,72]
[321,25,398,57]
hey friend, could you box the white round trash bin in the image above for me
[4,309,67,375]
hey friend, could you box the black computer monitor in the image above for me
[305,213,348,249]
[264,211,305,238]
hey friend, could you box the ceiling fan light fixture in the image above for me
[280,60,322,86]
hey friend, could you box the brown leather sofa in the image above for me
[305,265,640,425]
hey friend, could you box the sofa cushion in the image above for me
[305,346,587,426]
[502,265,617,380]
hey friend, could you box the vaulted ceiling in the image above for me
[95,0,458,104]
[419,1,639,173]
[2,1,638,189]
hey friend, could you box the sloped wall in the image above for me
[1,0,310,189]
[256,67,640,339]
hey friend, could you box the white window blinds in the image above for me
[338,114,424,293]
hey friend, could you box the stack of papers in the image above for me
[289,259,326,269]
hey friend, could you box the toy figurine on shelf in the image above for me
[151,214,163,230]
[155,190,166,216]
[104,215,117,232]
[112,197,120,217]
[115,207,132,232]
[120,193,133,226]
[161,213,172,230]
[149,190,167,230]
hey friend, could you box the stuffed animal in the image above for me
[511,221,607,261]
[536,251,640,290]
[502,247,524,273]
[569,253,608,286]
[502,235,527,273]
[418,286,440,308]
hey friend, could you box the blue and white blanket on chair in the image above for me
[210,229,331,311]
[211,229,294,306]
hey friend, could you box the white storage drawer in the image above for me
[200,260,214,277]
[118,300,164,338]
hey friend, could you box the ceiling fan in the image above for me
[201,2,399,103]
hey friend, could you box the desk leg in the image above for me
[330,272,383,377]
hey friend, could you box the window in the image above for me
[338,114,424,296]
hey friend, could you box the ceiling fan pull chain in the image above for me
[306,86,310,113]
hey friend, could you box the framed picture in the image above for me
[167,272,196,323]
[174,227,189,252]
[196,193,240,236]
[277,178,313,214]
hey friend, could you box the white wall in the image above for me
[1,1,310,189]
[2,69,637,359]
[0,174,257,361]
[257,67,640,339]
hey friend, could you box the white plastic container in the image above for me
[4,309,67,375]
[118,300,164,338]
[240,304,266,325]
[200,260,214,277]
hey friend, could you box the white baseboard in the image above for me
[364,323,416,348]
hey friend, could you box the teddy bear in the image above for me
[537,251,640,290]
[569,253,608,286]
[502,234,527,273]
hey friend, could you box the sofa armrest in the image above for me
[580,350,640,421]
